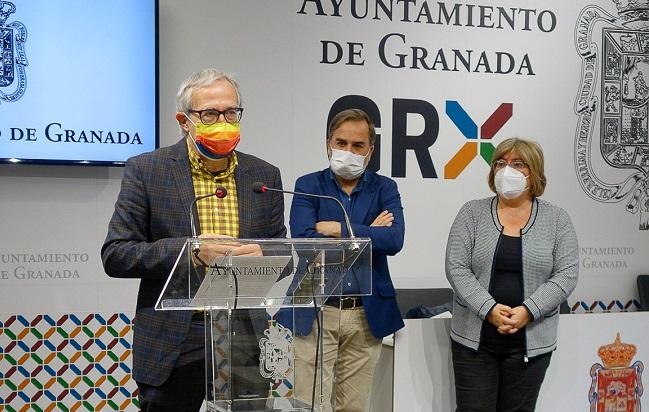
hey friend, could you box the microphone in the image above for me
[252,181,358,244]
[189,186,228,261]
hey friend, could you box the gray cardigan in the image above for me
[445,196,579,358]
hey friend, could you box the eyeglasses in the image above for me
[188,107,243,125]
[493,159,528,170]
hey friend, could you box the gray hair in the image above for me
[175,68,242,113]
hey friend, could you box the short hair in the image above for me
[175,68,242,113]
[327,109,376,146]
[487,137,547,197]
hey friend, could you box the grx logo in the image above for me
[444,101,513,179]
[327,96,513,179]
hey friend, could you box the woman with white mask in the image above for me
[445,138,579,412]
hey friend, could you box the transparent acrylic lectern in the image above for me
[155,237,372,412]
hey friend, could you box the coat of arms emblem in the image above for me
[259,320,294,382]
[589,333,644,411]
[0,0,27,104]
[575,0,649,229]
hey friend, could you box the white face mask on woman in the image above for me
[495,166,529,199]
[329,148,368,180]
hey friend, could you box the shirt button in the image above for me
[347,282,352,286]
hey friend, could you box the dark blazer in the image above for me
[289,169,405,339]
[101,139,286,386]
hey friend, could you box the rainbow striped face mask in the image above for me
[185,114,240,159]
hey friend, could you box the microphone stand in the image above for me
[253,183,360,253]
[189,187,227,266]
[253,182,362,412]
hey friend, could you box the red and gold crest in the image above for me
[589,333,644,412]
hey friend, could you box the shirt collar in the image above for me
[328,168,367,194]
[187,139,238,179]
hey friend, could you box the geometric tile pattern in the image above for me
[270,377,293,399]
[0,313,138,411]
[208,310,230,398]
[1,303,639,410]
[569,299,642,313]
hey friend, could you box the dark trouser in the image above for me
[451,341,552,412]
[137,311,269,412]
[137,318,207,412]
[137,359,206,412]
[229,310,272,399]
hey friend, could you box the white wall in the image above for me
[394,314,649,411]
[1,0,647,318]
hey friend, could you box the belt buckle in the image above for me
[341,297,357,310]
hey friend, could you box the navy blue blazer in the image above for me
[101,139,286,386]
[289,168,405,339]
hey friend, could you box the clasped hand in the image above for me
[486,303,531,334]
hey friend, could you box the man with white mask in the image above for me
[289,109,405,412]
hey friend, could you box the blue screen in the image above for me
[0,0,158,165]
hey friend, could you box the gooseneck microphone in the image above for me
[189,186,228,263]
[255,180,361,411]
[252,181,357,242]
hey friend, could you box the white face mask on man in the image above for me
[329,148,369,180]
[494,166,529,199]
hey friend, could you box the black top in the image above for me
[481,234,525,351]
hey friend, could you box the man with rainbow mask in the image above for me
[102,68,286,411]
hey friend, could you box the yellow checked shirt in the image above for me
[187,142,239,238]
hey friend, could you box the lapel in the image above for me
[350,171,378,225]
[235,152,253,239]
[321,171,345,220]
[168,140,197,234]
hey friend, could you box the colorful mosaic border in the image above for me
[0,313,138,411]
[1,302,643,410]
[569,299,642,313]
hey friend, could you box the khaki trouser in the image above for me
[294,305,382,412]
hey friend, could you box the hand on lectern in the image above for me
[229,243,262,256]
[195,234,262,265]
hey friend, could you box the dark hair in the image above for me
[327,109,376,145]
